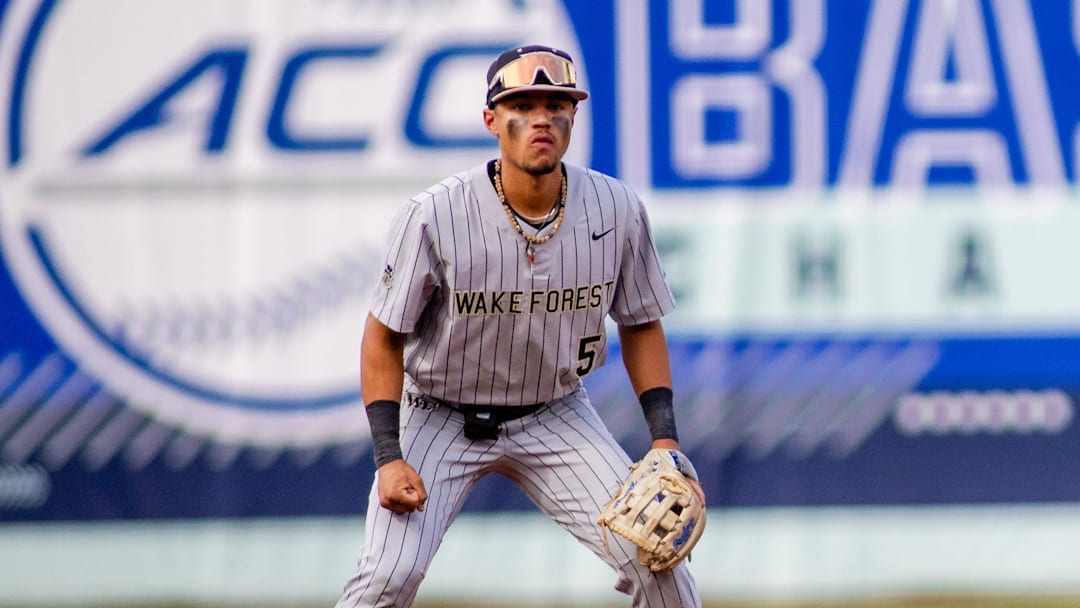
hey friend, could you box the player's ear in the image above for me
[483,107,498,136]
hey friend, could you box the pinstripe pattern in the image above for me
[341,162,696,607]
[370,162,674,405]
[337,388,699,607]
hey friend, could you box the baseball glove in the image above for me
[597,448,706,572]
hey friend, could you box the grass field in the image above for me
[60,598,1078,608]
[407,599,1080,608]
[410,601,1076,608]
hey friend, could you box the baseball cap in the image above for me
[486,45,589,108]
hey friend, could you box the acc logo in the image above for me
[0,0,589,446]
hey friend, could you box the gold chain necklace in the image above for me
[494,159,567,265]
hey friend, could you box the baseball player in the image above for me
[337,45,704,607]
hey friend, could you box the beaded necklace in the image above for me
[494,159,567,265]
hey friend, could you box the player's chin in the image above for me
[523,155,561,176]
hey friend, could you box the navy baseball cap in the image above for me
[486,45,589,108]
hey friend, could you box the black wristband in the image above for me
[639,386,678,443]
[365,400,404,468]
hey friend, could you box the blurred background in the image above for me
[2,0,1079,606]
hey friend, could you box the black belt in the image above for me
[406,394,546,440]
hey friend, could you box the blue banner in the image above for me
[1,0,1078,522]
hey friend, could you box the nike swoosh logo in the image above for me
[591,227,615,240]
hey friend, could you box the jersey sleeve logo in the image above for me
[382,265,394,287]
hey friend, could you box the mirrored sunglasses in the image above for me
[488,51,578,92]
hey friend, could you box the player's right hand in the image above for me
[376,459,427,514]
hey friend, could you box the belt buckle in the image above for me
[463,407,501,441]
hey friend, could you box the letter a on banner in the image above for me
[83,48,248,155]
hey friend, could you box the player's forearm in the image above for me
[361,313,408,468]
[619,320,682,446]
[360,313,407,404]
[617,319,673,396]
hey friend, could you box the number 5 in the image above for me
[576,334,603,377]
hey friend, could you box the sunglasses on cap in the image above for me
[486,49,588,107]
[488,51,578,91]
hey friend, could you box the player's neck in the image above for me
[498,160,563,218]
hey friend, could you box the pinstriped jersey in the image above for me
[369,161,675,406]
